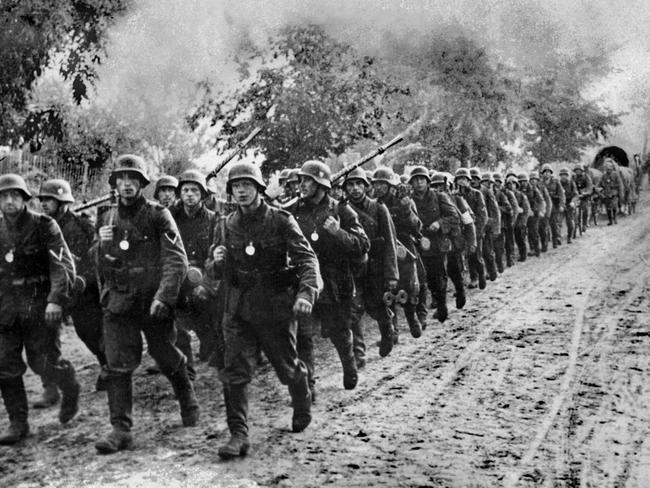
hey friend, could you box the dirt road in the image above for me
[2,195,650,488]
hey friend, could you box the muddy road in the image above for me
[2,195,650,488]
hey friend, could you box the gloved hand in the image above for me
[150,299,171,319]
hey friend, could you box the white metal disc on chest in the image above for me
[119,239,130,251]
[245,243,256,256]
[5,250,14,263]
[311,231,319,241]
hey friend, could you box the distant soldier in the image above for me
[471,169,500,281]
[170,170,219,375]
[410,166,460,323]
[573,164,593,232]
[494,172,519,268]
[456,168,487,290]
[94,155,198,455]
[599,159,621,225]
[153,175,179,209]
[37,179,106,410]
[505,174,531,261]
[519,173,545,257]
[530,171,551,253]
[207,162,321,459]
[540,164,566,248]
[482,172,509,275]
[373,167,424,333]
[559,168,578,243]
[0,174,78,445]
[344,168,399,358]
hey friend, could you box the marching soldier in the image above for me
[455,168,487,290]
[170,170,220,376]
[559,168,578,243]
[37,179,106,409]
[540,164,566,248]
[505,174,531,262]
[476,171,501,281]
[94,155,198,455]
[599,159,621,225]
[153,175,179,208]
[573,164,593,232]
[519,172,545,257]
[206,162,321,459]
[410,166,460,323]
[530,171,551,253]
[344,168,399,358]
[372,167,424,335]
[286,161,368,392]
[494,172,519,268]
[0,174,78,445]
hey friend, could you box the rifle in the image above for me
[73,190,118,212]
[330,134,405,185]
[206,127,262,181]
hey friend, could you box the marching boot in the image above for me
[218,384,250,459]
[175,328,197,381]
[288,378,312,433]
[433,291,448,323]
[33,381,60,409]
[404,304,422,338]
[95,366,109,392]
[377,317,394,358]
[0,377,29,445]
[95,374,133,454]
[332,333,358,390]
[55,362,80,424]
[455,286,466,310]
[391,310,399,345]
[168,366,200,427]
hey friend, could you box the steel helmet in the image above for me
[279,168,291,183]
[343,167,370,187]
[298,160,332,189]
[365,170,374,184]
[481,172,494,183]
[0,173,32,200]
[430,172,446,185]
[529,171,540,181]
[505,170,518,180]
[506,176,520,187]
[287,168,300,184]
[372,167,397,186]
[109,154,150,187]
[469,167,481,179]
[493,172,504,183]
[573,164,584,172]
[517,172,529,182]
[38,179,74,203]
[408,165,431,184]
[454,167,471,181]
[559,167,570,177]
[540,163,553,174]
[154,175,179,199]
[177,170,208,197]
[441,172,454,185]
[226,162,267,194]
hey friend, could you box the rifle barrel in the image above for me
[331,134,404,183]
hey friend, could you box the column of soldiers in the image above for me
[0,155,622,456]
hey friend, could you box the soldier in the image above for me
[530,171,551,253]
[94,155,198,455]
[540,164,566,248]
[344,168,399,359]
[573,164,593,232]
[505,174,531,261]
[286,161,367,393]
[286,169,301,200]
[372,167,424,334]
[170,170,220,376]
[494,172,519,268]
[410,166,460,323]
[456,168,487,290]
[37,179,106,410]
[0,174,78,445]
[432,172,475,309]
[470,172,501,281]
[153,175,179,208]
[206,162,321,459]
[520,172,546,257]
[559,168,578,243]
[599,159,621,225]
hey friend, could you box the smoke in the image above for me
[93,0,650,158]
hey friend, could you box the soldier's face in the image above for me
[116,173,142,199]
[470,178,480,188]
[344,179,366,201]
[542,170,552,180]
[372,181,390,199]
[40,197,60,216]
[432,183,447,193]
[231,179,259,207]
[156,188,176,207]
[455,177,469,189]
[411,176,428,193]
[0,190,26,216]
[560,175,569,183]
[299,176,318,199]
[180,183,202,208]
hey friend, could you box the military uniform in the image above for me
[535,178,552,252]
[497,174,520,267]
[0,186,78,443]
[599,168,621,224]
[573,168,593,231]
[506,176,531,262]
[521,177,545,257]
[559,172,579,242]
[541,166,566,248]
[447,190,475,308]
[458,182,487,289]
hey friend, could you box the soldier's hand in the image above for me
[559,205,565,213]
[293,297,312,316]
[468,244,477,254]
[45,303,63,327]
[517,207,524,214]
[150,299,171,319]
[322,216,340,234]
[192,285,209,302]
[428,221,441,231]
[212,245,227,263]
[99,225,114,242]
[385,279,398,292]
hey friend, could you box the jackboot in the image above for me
[404,305,422,338]
[455,287,466,310]
[168,366,200,427]
[377,317,394,358]
[33,381,60,409]
[218,384,250,459]
[96,373,133,454]
[55,362,80,424]
[288,379,312,433]
[433,292,448,323]
[0,377,29,445]
[175,328,197,381]
[332,333,358,390]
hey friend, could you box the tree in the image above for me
[0,0,129,147]
[188,25,409,174]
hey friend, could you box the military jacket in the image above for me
[503,188,521,227]
[411,188,460,255]
[58,209,96,284]
[379,193,422,246]
[513,190,531,227]
[543,177,566,208]
[460,186,488,235]
[537,183,553,218]
[95,195,188,312]
[574,173,593,196]
[451,193,477,251]
[524,185,546,216]
[600,171,622,199]
[560,179,579,207]
[170,203,216,268]
[481,185,502,233]
[0,208,75,324]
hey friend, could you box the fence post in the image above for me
[81,161,89,196]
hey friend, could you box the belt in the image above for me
[9,275,49,288]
